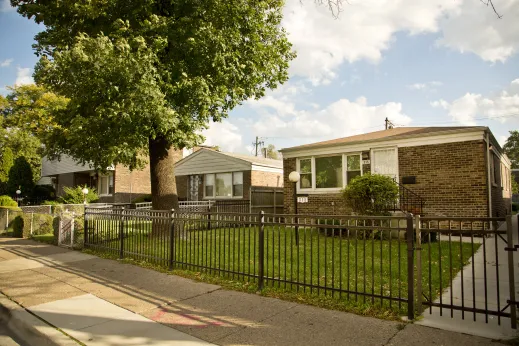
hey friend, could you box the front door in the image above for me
[371,148,398,180]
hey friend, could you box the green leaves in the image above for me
[504,130,519,169]
[342,174,399,216]
[13,0,294,172]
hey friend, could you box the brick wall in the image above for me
[283,158,351,215]
[176,175,189,200]
[283,140,490,217]
[399,140,488,217]
[251,170,283,188]
[112,163,151,203]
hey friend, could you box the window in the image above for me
[315,156,343,188]
[233,172,243,197]
[204,172,243,198]
[346,155,361,184]
[205,174,214,197]
[98,173,114,195]
[297,153,364,191]
[299,158,312,189]
[216,173,232,197]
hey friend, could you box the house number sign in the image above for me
[362,159,371,165]
[297,196,309,203]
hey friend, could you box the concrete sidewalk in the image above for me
[0,238,508,346]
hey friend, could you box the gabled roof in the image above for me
[281,126,488,152]
[175,148,283,172]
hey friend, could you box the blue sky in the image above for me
[1,0,518,155]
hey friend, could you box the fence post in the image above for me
[506,215,517,329]
[5,208,8,230]
[119,207,125,259]
[208,205,212,230]
[169,209,175,270]
[415,214,422,314]
[516,214,519,249]
[406,213,415,321]
[70,212,75,248]
[30,212,34,236]
[258,211,265,291]
[58,213,63,246]
[84,206,88,247]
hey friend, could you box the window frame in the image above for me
[203,171,244,199]
[296,152,363,193]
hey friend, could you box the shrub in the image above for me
[132,194,152,203]
[32,185,56,202]
[342,174,398,216]
[59,185,99,204]
[11,216,24,237]
[0,195,17,207]
[42,200,61,206]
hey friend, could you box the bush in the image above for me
[11,216,24,237]
[132,194,152,203]
[0,195,17,207]
[59,185,99,204]
[513,202,519,212]
[342,174,398,216]
[32,185,56,201]
[42,200,61,206]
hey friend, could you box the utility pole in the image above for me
[253,136,264,157]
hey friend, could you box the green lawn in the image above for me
[86,220,480,315]
[31,233,57,245]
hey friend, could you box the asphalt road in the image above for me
[0,324,27,346]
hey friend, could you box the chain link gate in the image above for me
[58,212,76,248]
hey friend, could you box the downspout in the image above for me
[485,131,492,217]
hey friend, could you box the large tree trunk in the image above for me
[149,136,181,211]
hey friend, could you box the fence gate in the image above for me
[58,213,75,248]
[417,215,517,329]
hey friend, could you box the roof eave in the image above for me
[280,127,487,153]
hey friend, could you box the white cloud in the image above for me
[250,94,412,141]
[431,78,519,125]
[0,59,13,67]
[409,81,443,91]
[437,0,519,63]
[15,67,34,85]
[283,0,459,84]
[283,1,519,84]
[409,83,427,90]
[202,121,243,153]
[0,0,14,12]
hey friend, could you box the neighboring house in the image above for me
[40,154,156,203]
[174,149,283,201]
[280,126,512,217]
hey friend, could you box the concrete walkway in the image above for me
[417,217,519,340]
[0,237,510,346]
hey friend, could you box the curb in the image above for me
[0,295,78,346]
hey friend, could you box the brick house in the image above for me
[41,149,186,203]
[174,149,283,201]
[280,127,512,217]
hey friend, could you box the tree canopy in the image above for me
[504,130,519,169]
[14,0,295,209]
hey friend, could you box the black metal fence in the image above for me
[417,216,516,327]
[85,207,415,317]
[83,207,517,326]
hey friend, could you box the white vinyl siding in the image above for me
[175,150,251,176]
